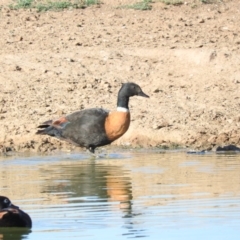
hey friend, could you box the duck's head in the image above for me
[0,196,19,210]
[119,82,149,98]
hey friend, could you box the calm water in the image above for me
[0,150,240,240]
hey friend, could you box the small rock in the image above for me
[66,58,75,62]
[15,65,22,71]
[152,122,170,130]
[216,145,240,152]
[233,79,240,84]
[187,150,206,154]
[153,89,161,93]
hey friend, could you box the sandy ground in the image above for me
[0,0,239,153]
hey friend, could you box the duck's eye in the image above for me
[4,199,9,204]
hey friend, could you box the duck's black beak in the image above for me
[138,91,149,98]
[9,203,20,209]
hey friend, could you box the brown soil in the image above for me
[0,0,240,153]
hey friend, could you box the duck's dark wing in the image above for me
[0,209,32,228]
[63,108,111,148]
[36,108,111,149]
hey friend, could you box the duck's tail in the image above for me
[36,126,58,136]
[36,117,70,135]
[36,120,61,137]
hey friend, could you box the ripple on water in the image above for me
[0,151,240,239]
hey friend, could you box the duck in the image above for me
[36,82,149,153]
[0,196,32,228]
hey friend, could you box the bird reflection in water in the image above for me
[41,159,147,237]
[0,228,31,240]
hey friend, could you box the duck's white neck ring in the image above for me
[117,107,129,112]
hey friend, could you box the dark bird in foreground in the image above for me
[0,196,32,228]
[36,82,149,153]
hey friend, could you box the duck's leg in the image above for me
[86,146,97,158]
[88,146,95,154]
[87,146,108,159]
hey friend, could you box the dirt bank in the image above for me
[0,0,239,153]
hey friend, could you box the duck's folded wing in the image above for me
[66,108,109,122]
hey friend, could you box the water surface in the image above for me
[0,150,240,240]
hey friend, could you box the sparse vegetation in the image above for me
[7,0,224,12]
[84,0,98,6]
[9,0,100,11]
[199,0,223,3]
[12,0,34,8]
[158,0,183,5]
[36,1,73,11]
[119,0,152,11]
[199,0,209,3]
[159,0,223,4]
[117,0,222,11]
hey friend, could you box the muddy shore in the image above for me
[0,0,239,153]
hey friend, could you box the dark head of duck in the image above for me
[117,82,149,109]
